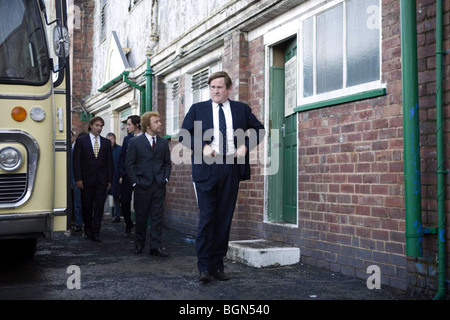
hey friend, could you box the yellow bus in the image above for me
[0,0,70,259]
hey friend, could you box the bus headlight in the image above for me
[0,147,23,171]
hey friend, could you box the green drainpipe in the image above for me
[123,71,146,114]
[99,60,153,114]
[145,58,152,112]
[400,0,422,258]
[433,0,447,300]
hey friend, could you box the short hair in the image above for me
[88,116,105,131]
[106,132,116,139]
[127,115,141,130]
[208,71,232,89]
[141,111,160,130]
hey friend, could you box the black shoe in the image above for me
[149,248,169,257]
[198,271,210,283]
[134,244,143,254]
[72,226,82,232]
[212,270,229,281]
[112,218,120,223]
[83,230,91,240]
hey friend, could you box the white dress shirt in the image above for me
[211,100,235,155]
[145,132,157,148]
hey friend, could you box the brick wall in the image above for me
[71,0,95,135]
[162,0,449,297]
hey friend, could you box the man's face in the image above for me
[90,120,103,136]
[210,77,231,104]
[107,136,116,146]
[126,118,136,133]
[148,116,162,135]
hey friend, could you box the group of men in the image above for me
[72,71,265,282]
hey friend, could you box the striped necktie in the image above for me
[93,136,99,158]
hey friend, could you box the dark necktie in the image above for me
[218,103,227,154]
[152,136,156,150]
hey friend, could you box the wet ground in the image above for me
[0,217,416,302]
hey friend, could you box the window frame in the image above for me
[166,79,180,136]
[296,0,384,112]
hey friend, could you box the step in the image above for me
[226,239,300,268]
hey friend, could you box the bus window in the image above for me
[0,0,50,85]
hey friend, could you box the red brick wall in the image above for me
[162,0,449,297]
[71,0,94,135]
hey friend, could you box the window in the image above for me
[0,0,50,85]
[166,80,180,136]
[99,0,107,43]
[191,68,210,104]
[299,0,381,108]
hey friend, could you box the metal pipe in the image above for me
[433,0,447,300]
[122,71,146,114]
[145,58,152,112]
[400,0,422,258]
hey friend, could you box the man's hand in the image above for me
[234,145,247,158]
[203,144,215,157]
[76,180,83,190]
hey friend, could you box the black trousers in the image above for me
[194,161,240,273]
[120,175,134,228]
[80,183,108,236]
[133,181,166,249]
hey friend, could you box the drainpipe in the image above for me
[400,0,422,258]
[433,0,447,300]
[145,58,152,112]
[122,71,146,114]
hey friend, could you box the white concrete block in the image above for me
[226,239,300,268]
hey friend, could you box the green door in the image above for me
[268,38,297,224]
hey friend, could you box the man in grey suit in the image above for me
[125,111,172,256]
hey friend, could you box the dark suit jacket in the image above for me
[125,134,172,189]
[73,133,114,187]
[180,99,265,182]
[119,133,134,179]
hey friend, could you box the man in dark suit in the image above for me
[119,115,141,237]
[73,116,114,242]
[180,71,265,282]
[125,111,172,256]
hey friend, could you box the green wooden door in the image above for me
[268,38,297,224]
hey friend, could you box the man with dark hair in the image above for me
[106,132,122,223]
[180,71,265,282]
[73,116,113,242]
[119,115,142,237]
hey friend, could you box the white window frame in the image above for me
[191,67,211,104]
[297,0,383,108]
[166,79,180,136]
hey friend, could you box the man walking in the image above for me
[180,71,265,282]
[119,115,141,237]
[125,111,171,256]
[73,116,113,242]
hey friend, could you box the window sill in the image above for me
[294,88,387,113]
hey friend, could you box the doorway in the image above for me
[267,36,298,224]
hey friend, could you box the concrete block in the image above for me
[226,239,300,268]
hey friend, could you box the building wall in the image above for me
[71,0,95,134]
[73,0,450,298]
